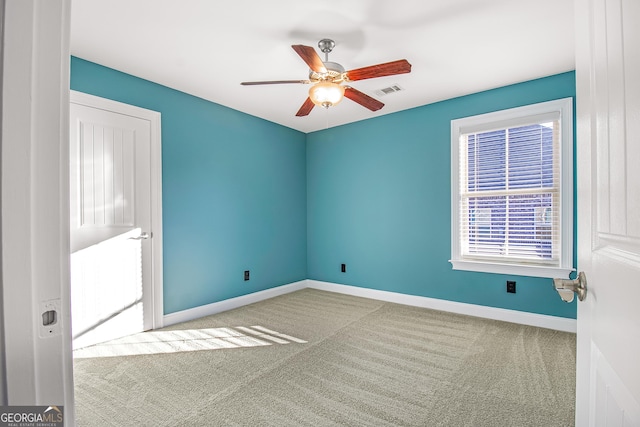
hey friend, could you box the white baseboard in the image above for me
[163,279,576,333]
[163,280,307,327]
[306,280,577,333]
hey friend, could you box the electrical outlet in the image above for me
[506,280,516,293]
[244,270,250,281]
[341,263,346,273]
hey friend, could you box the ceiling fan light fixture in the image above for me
[308,81,345,108]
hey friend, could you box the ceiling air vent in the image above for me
[374,84,404,97]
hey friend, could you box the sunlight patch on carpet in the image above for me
[73,326,307,358]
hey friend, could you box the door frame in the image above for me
[70,90,164,331]
[1,0,74,411]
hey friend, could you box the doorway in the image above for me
[69,91,164,350]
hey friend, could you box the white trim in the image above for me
[307,280,577,333]
[449,260,574,279]
[70,91,156,121]
[163,281,308,327]
[150,108,164,329]
[70,90,164,330]
[163,279,576,333]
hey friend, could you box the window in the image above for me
[450,98,574,278]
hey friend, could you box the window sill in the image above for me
[449,259,574,279]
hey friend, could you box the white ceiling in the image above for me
[70,0,575,134]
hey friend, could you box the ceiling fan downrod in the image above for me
[314,39,345,83]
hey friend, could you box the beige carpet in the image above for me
[73,289,576,426]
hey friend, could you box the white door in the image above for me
[575,0,640,425]
[70,92,162,349]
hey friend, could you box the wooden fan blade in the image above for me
[345,59,412,81]
[296,97,315,117]
[292,45,327,74]
[241,80,310,86]
[344,87,384,111]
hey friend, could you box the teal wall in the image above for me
[71,57,576,319]
[71,57,308,315]
[307,72,577,318]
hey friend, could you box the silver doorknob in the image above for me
[129,231,151,240]
[553,271,587,303]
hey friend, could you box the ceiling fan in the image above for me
[241,39,412,117]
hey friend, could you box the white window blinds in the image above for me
[461,119,559,263]
[450,98,574,278]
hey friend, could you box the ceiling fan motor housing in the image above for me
[309,61,345,82]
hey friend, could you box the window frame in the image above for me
[450,98,574,279]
